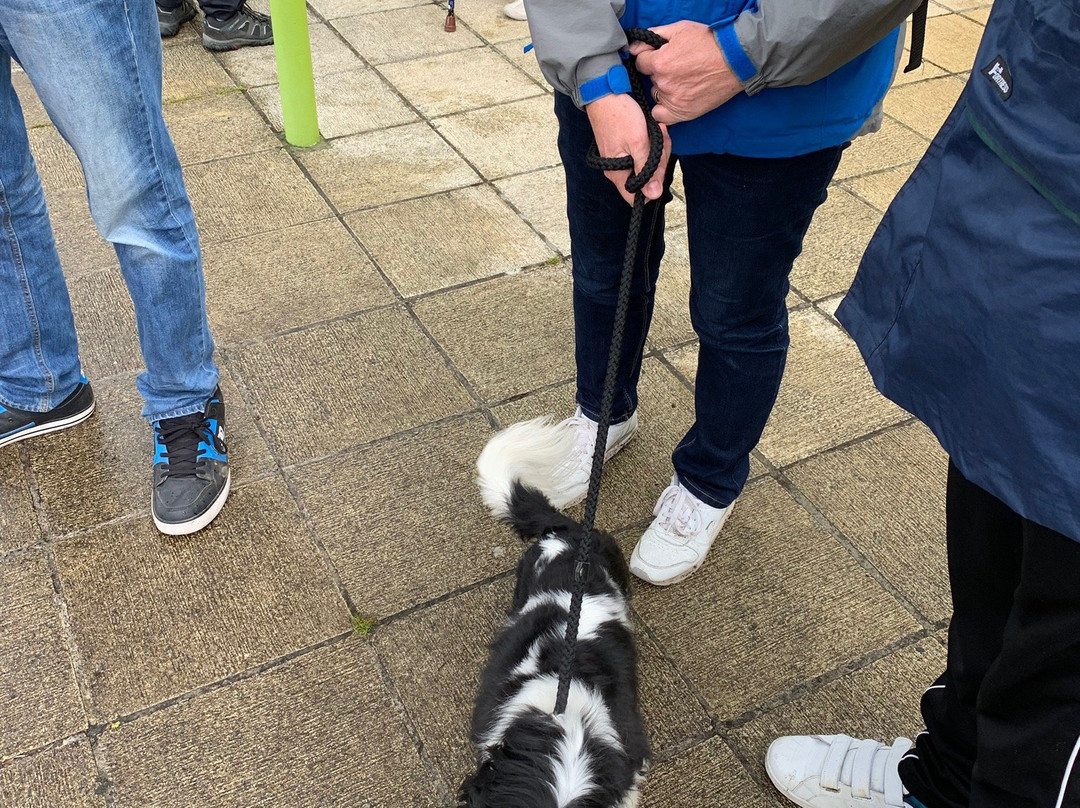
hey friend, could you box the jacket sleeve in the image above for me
[526,0,629,107]
[716,0,924,95]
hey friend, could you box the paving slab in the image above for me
[203,218,395,345]
[100,641,440,808]
[730,636,947,791]
[641,736,772,807]
[298,121,478,212]
[791,187,882,301]
[218,19,362,88]
[884,75,967,139]
[28,371,274,536]
[834,116,929,181]
[787,422,950,622]
[68,269,141,381]
[757,308,907,468]
[12,70,50,129]
[841,162,918,212]
[27,126,84,193]
[184,149,332,244]
[248,66,418,140]
[494,166,572,254]
[374,576,713,789]
[921,13,986,73]
[0,452,41,555]
[228,307,475,464]
[310,0,426,18]
[52,476,350,720]
[43,186,118,280]
[453,0,532,44]
[633,479,920,720]
[494,38,550,89]
[0,550,84,759]
[161,43,236,102]
[333,5,483,65]
[163,91,278,166]
[433,95,561,180]
[413,264,574,402]
[381,46,545,118]
[289,414,518,617]
[347,184,552,297]
[0,738,105,808]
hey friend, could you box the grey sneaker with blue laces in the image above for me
[151,387,230,536]
[0,378,95,450]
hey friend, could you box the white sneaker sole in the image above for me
[765,752,817,808]
[153,470,231,537]
[0,401,96,450]
[629,501,734,586]
[561,421,639,508]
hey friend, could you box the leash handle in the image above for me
[554,29,666,716]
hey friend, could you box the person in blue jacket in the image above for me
[765,2,1080,807]
[507,0,922,585]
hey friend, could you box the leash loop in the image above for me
[554,28,666,716]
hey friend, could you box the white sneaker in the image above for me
[547,407,638,509]
[629,479,732,585]
[766,735,913,808]
[503,0,526,19]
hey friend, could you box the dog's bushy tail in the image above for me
[477,417,581,538]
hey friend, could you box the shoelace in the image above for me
[652,483,702,539]
[820,736,910,807]
[239,2,270,23]
[155,413,216,480]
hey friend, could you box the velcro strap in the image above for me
[884,737,913,806]
[851,739,879,799]
[821,735,852,792]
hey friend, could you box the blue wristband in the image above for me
[579,64,632,105]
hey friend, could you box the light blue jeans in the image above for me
[0,0,218,423]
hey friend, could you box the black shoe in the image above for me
[151,387,230,536]
[202,4,273,51]
[0,378,95,450]
[158,0,197,38]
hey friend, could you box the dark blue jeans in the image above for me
[556,92,843,509]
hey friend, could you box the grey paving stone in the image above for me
[12,69,50,129]
[921,13,986,72]
[45,185,119,280]
[164,91,278,166]
[29,371,274,535]
[374,576,713,789]
[68,269,141,380]
[433,95,560,180]
[834,116,928,181]
[310,0,426,17]
[757,308,907,468]
[633,479,920,720]
[791,187,883,301]
[333,5,482,65]
[884,76,967,139]
[787,422,950,622]
[289,414,517,618]
[202,218,395,345]
[227,307,475,464]
[248,67,417,140]
[184,149,332,244]
[347,185,552,297]
[161,43,236,102]
[27,126,84,194]
[413,264,574,402]
[0,550,84,758]
[299,122,478,212]
[0,738,105,808]
[493,38,550,88]
[53,477,350,720]
[381,46,545,118]
[641,737,772,807]
[100,642,439,808]
[494,167,571,254]
[0,451,42,555]
[453,0,532,44]
[841,162,918,212]
[218,19,362,88]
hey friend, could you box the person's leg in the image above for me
[672,146,843,509]
[4,0,218,424]
[0,39,83,413]
[555,91,672,426]
[900,461,1024,808]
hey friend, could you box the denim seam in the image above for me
[148,403,208,424]
[675,469,731,510]
[0,173,54,410]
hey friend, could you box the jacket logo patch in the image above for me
[982,55,1013,100]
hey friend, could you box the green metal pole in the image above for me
[268,0,320,146]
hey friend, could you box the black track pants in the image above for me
[900,462,1080,808]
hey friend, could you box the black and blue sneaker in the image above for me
[0,378,95,450]
[151,387,230,536]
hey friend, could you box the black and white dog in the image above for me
[460,417,649,808]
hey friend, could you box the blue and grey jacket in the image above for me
[526,0,923,157]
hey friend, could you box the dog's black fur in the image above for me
[459,483,649,808]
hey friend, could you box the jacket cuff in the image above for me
[712,21,767,95]
[572,53,626,107]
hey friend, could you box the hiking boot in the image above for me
[0,379,95,450]
[766,735,913,808]
[151,387,230,536]
[157,0,197,37]
[202,3,273,51]
[546,407,638,509]
[629,477,733,585]
[503,0,527,20]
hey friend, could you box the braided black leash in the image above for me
[554,28,667,716]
